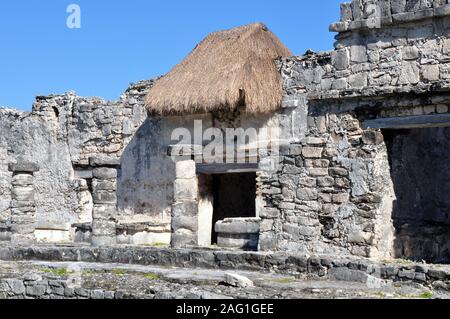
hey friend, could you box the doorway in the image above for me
[383,127,450,263]
[197,171,257,246]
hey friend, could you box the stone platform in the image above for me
[1,259,448,299]
[0,244,449,299]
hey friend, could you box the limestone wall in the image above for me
[258,0,450,259]
[0,80,155,242]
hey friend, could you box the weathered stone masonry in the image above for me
[256,0,450,261]
[8,162,39,245]
[0,80,161,243]
[1,0,450,265]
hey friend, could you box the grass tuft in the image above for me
[143,273,161,280]
[274,277,296,284]
[41,268,70,276]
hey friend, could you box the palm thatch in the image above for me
[145,23,292,115]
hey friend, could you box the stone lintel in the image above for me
[89,157,121,168]
[196,163,259,175]
[215,218,261,235]
[8,162,39,173]
[363,114,450,130]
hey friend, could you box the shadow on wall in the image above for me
[117,118,175,223]
[383,127,450,264]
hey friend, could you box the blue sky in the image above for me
[0,0,342,111]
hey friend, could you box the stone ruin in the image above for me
[1,0,450,268]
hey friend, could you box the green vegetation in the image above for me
[419,292,433,299]
[382,258,415,265]
[143,242,169,248]
[81,269,103,276]
[111,269,127,276]
[274,277,296,284]
[152,242,169,247]
[41,268,70,276]
[143,273,161,280]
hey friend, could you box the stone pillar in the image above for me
[90,157,120,246]
[171,159,199,248]
[8,162,39,245]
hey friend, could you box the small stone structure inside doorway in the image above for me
[170,158,262,251]
[197,164,260,250]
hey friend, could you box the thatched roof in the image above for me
[145,23,292,115]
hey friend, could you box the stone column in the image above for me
[8,162,39,245]
[90,157,120,246]
[171,159,199,248]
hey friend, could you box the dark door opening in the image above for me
[383,127,450,263]
[210,172,257,244]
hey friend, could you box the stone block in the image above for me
[92,168,117,179]
[10,217,35,234]
[304,137,327,146]
[92,220,116,236]
[299,177,317,187]
[171,229,197,248]
[11,207,35,215]
[259,219,274,232]
[302,147,323,159]
[399,61,420,84]
[175,160,196,179]
[258,232,277,251]
[329,167,349,177]
[26,284,46,297]
[90,290,105,299]
[297,188,318,201]
[319,192,332,203]
[422,64,440,81]
[333,192,350,204]
[174,178,198,201]
[224,273,254,288]
[317,176,335,187]
[11,174,33,186]
[340,2,353,21]
[172,201,198,218]
[91,235,116,246]
[10,200,35,209]
[308,168,328,176]
[362,130,384,145]
[11,187,34,202]
[93,205,116,220]
[332,78,348,90]
[259,207,280,219]
[436,104,449,113]
[402,46,420,60]
[332,49,350,70]
[5,279,25,295]
[8,162,39,173]
[92,191,117,204]
[92,180,117,192]
[215,218,260,234]
[348,231,373,244]
[348,72,368,88]
[10,233,36,245]
[288,144,303,156]
[171,215,198,233]
[350,45,368,63]
[89,157,121,168]
[217,233,259,250]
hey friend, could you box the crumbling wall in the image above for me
[0,80,157,242]
[257,0,450,259]
[258,105,395,258]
